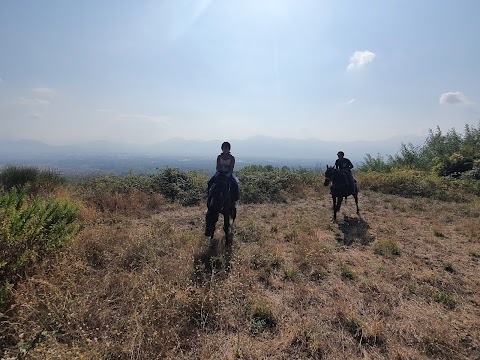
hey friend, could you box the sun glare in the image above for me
[243,0,293,18]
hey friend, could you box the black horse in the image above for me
[324,166,359,221]
[205,173,237,244]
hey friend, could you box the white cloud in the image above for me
[439,91,471,105]
[0,77,3,83]
[346,98,356,104]
[26,112,43,119]
[95,108,116,113]
[119,114,171,126]
[32,87,55,94]
[15,97,51,105]
[347,50,376,71]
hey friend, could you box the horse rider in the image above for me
[335,151,356,194]
[208,141,240,206]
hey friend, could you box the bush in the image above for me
[238,165,322,204]
[358,169,480,200]
[250,304,277,335]
[152,168,206,206]
[0,165,65,195]
[0,189,79,309]
[360,123,480,179]
[358,154,393,173]
[374,239,401,257]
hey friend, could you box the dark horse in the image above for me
[324,166,359,221]
[205,173,237,243]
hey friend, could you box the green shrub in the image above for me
[250,304,277,335]
[358,154,393,173]
[432,291,456,309]
[0,165,65,195]
[152,168,206,206]
[238,165,322,204]
[360,123,480,179]
[374,239,401,257]
[0,189,79,309]
[358,169,479,200]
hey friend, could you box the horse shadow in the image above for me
[336,215,374,246]
[192,236,233,284]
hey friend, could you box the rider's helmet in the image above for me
[221,142,231,151]
[337,151,344,156]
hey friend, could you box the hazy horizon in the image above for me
[1,1,479,146]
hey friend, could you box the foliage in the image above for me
[151,167,206,206]
[360,122,480,178]
[238,165,323,203]
[250,304,277,335]
[358,169,480,200]
[0,188,79,309]
[77,165,324,208]
[0,165,65,195]
[432,291,456,309]
[76,169,208,210]
[374,239,401,257]
[358,154,394,173]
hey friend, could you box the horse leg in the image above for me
[205,210,219,238]
[354,193,359,214]
[335,196,343,220]
[332,195,338,221]
[224,211,233,246]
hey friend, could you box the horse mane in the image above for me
[208,174,230,212]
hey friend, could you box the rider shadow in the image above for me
[336,215,374,246]
[192,236,233,284]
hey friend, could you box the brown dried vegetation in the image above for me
[1,184,479,359]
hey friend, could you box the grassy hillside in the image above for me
[1,165,479,359]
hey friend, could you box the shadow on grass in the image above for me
[337,215,374,246]
[192,234,233,284]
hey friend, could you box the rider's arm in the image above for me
[216,155,221,174]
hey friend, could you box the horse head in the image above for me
[324,165,334,186]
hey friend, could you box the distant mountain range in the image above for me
[0,136,425,174]
[0,135,424,160]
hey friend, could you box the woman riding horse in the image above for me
[205,142,238,242]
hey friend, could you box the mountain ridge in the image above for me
[0,135,424,163]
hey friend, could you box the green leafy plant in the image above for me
[152,167,205,206]
[0,189,79,309]
[250,304,277,335]
[374,239,401,257]
[0,165,65,195]
[432,291,456,309]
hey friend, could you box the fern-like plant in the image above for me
[0,189,79,309]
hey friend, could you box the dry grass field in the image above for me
[1,182,480,359]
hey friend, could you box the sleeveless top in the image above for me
[218,155,233,173]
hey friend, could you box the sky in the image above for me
[1,0,479,145]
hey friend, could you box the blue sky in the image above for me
[1,0,479,145]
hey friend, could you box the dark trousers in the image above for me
[344,171,356,193]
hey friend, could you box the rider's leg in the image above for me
[207,174,217,194]
[231,174,239,201]
[347,172,355,194]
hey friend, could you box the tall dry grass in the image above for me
[1,173,480,359]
